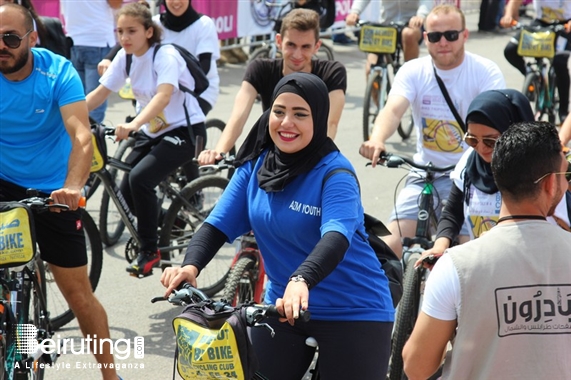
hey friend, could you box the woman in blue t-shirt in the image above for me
[162,72,394,379]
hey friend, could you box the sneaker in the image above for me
[126,250,160,277]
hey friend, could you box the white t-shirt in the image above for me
[152,14,220,108]
[100,44,205,138]
[61,0,116,47]
[390,52,506,168]
[533,0,571,23]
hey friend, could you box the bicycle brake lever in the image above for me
[255,322,275,338]
[150,296,167,303]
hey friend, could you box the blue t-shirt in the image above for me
[206,151,394,322]
[0,48,85,193]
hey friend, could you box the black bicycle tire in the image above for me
[316,42,335,60]
[99,138,133,246]
[548,66,559,125]
[363,71,386,141]
[397,108,414,140]
[159,175,230,297]
[48,210,103,331]
[205,118,236,179]
[522,71,543,119]
[249,46,273,62]
[221,255,258,306]
[388,253,423,380]
[31,259,47,380]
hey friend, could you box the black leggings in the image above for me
[120,124,205,252]
[504,20,571,116]
[250,318,393,380]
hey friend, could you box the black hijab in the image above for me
[465,89,534,193]
[160,0,201,32]
[234,72,338,192]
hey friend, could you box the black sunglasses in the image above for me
[426,29,464,43]
[463,133,498,149]
[1,30,32,49]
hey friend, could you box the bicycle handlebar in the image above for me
[12,191,86,212]
[151,283,311,326]
[511,21,568,32]
[377,152,456,173]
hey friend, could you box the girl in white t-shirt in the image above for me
[86,2,206,277]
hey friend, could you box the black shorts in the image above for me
[0,179,87,268]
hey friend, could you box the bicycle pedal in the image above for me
[128,270,153,279]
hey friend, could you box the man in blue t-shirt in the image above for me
[0,4,120,379]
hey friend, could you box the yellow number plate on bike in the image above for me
[359,25,397,54]
[517,29,556,58]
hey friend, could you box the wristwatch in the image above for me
[289,275,310,289]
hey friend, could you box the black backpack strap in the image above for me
[433,64,466,133]
[566,191,571,224]
[125,53,132,76]
[322,168,360,193]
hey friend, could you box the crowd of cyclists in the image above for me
[1,0,571,378]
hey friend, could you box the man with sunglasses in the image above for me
[402,121,571,379]
[0,4,122,379]
[359,4,505,259]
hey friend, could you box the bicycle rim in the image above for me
[313,43,334,61]
[47,210,103,331]
[249,47,273,62]
[99,138,134,246]
[159,175,232,297]
[388,253,423,380]
[221,256,258,306]
[363,71,386,141]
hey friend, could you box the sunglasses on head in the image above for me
[426,29,464,43]
[463,133,498,149]
[1,30,32,49]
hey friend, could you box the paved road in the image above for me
[45,11,524,379]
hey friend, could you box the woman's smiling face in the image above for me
[269,92,314,153]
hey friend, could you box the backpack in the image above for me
[172,302,258,380]
[39,16,73,59]
[319,0,336,30]
[125,43,209,98]
[322,168,403,308]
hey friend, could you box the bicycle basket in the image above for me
[517,27,556,58]
[0,202,36,268]
[90,123,108,173]
[359,24,397,54]
[172,303,258,380]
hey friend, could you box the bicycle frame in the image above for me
[93,159,198,257]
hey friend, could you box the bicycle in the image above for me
[151,283,310,380]
[248,0,335,62]
[515,21,567,125]
[92,135,233,293]
[359,21,414,141]
[220,231,266,306]
[375,152,454,380]
[99,122,236,247]
[0,194,79,379]
[6,190,104,332]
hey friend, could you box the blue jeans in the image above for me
[71,45,111,123]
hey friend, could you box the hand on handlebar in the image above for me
[197,149,224,166]
[276,280,309,326]
[408,16,424,29]
[414,237,449,269]
[499,15,516,29]
[160,265,199,298]
[50,187,84,212]
[345,12,359,27]
[115,122,139,141]
[359,140,386,168]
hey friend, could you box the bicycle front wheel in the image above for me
[388,252,423,380]
[46,210,103,331]
[221,255,258,306]
[99,137,134,246]
[523,71,542,120]
[398,106,414,140]
[159,175,232,297]
[363,69,389,141]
